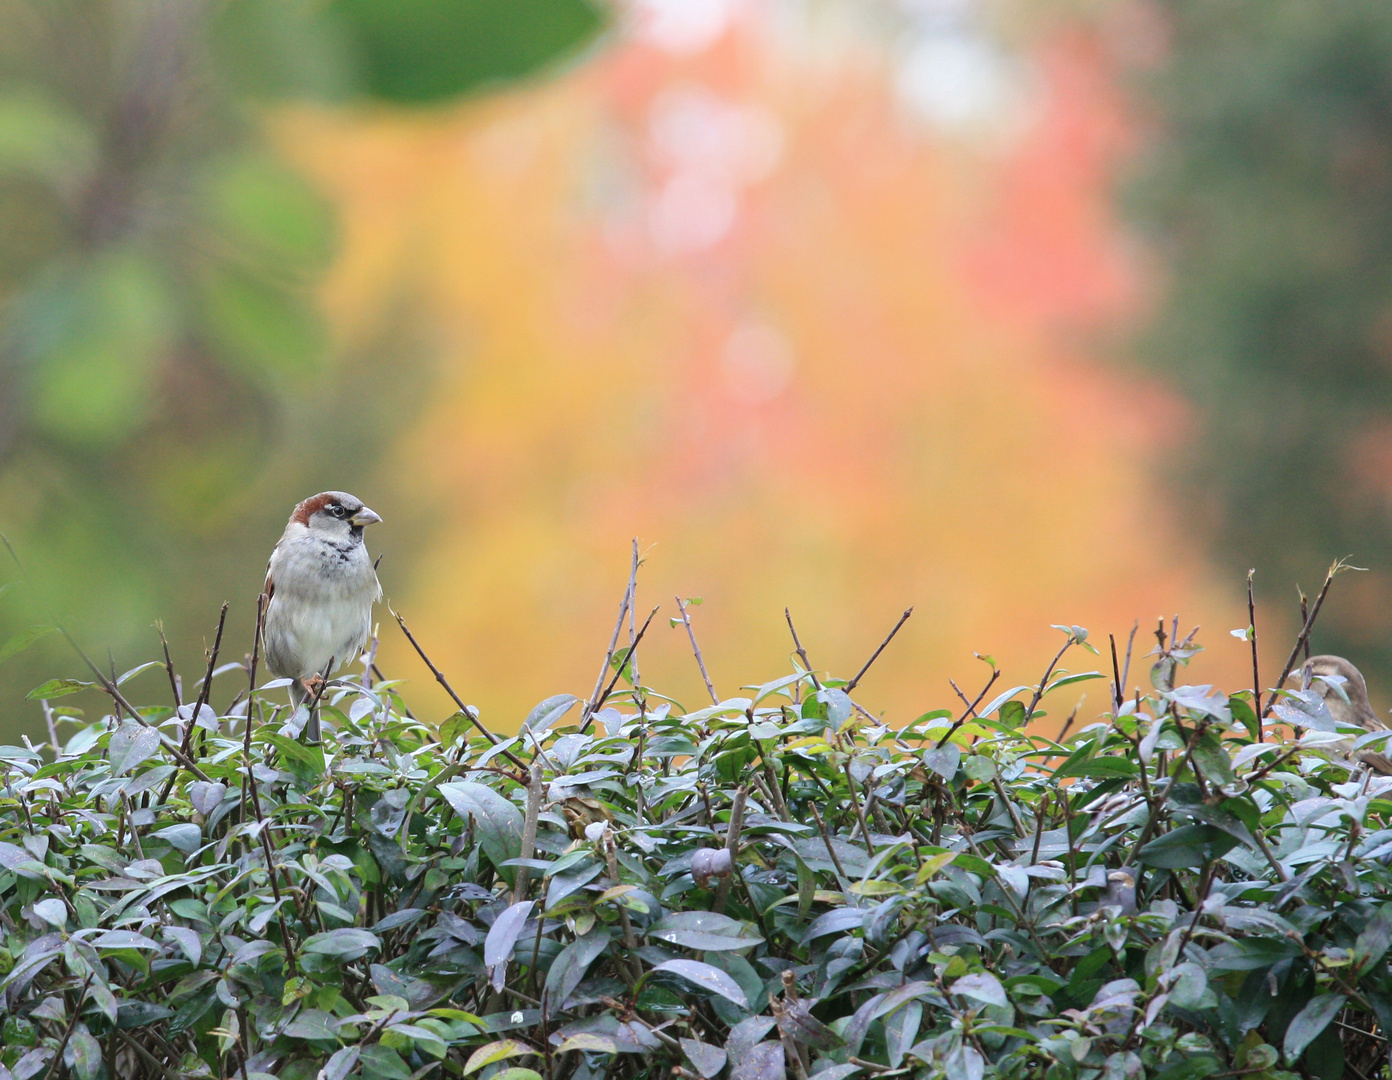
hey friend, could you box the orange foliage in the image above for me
[279,16,1252,732]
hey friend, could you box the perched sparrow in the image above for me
[1302,654,1392,775]
[262,491,382,741]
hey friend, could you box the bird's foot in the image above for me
[300,674,326,702]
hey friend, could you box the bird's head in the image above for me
[290,491,382,542]
[1303,654,1380,730]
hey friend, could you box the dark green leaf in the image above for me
[1284,993,1346,1063]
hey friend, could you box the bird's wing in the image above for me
[263,544,278,603]
[1359,750,1392,775]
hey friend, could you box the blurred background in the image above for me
[2,0,1388,739]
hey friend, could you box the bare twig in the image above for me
[675,596,719,705]
[513,763,545,904]
[1109,633,1124,710]
[1055,702,1081,744]
[1299,587,1311,664]
[578,606,659,734]
[392,609,523,769]
[808,802,849,881]
[157,621,182,709]
[1119,621,1137,698]
[159,602,228,804]
[582,549,640,727]
[845,607,913,693]
[113,1029,181,1080]
[56,625,210,782]
[843,761,876,856]
[40,974,94,1080]
[1022,635,1075,723]
[603,830,640,985]
[1268,558,1362,711]
[40,698,58,752]
[784,609,821,691]
[627,542,650,718]
[712,785,747,914]
[936,669,1000,748]
[242,594,297,977]
[1247,570,1262,720]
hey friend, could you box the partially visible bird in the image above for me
[262,491,382,742]
[1302,654,1392,775]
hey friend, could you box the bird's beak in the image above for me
[350,507,382,527]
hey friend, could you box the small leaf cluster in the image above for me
[2,614,1391,1080]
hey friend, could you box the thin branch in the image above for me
[242,592,297,977]
[1109,633,1123,710]
[1247,570,1262,720]
[392,609,523,769]
[56,625,210,782]
[712,785,747,914]
[157,620,182,709]
[808,802,849,881]
[578,606,659,734]
[675,596,719,705]
[936,669,1000,748]
[1298,587,1311,664]
[843,761,876,857]
[159,601,228,805]
[1022,635,1075,722]
[582,549,639,726]
[1268,557,1362,710]
[40,974,94,1080]
[845,607,913,693]
[784,609,821,691]
[513,763,545,904]
[627,540,647,715]
[1119,621,1137,698]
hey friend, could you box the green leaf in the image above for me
[543,929,610,1016]
[464,1040,532,1075]
[1054,756,1137,780]
[1191,733,1235,786]
[649,911,764,951]
[439,710,473,747]
[1046,671,1105,691]
[651,959,749,1009]
[923,743,961,780]
[107,721,161,775]
[524,693,579,734]
[951,971,1008,1008]
[324,0,607,104]
[1284,994,1346,1063]
[1139,824,1238,869]
[1354,906,1392,975]
[302,928,381,961]
[263,732,327,774]
[66,1023,102,1080]
[438,781,524,881]
[26,678,92,700]
[0,625,56,665]
[1230,694,1260,741]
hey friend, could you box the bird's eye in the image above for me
[329,504,347,519]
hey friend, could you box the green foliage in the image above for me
[5,612,1392,1079]
[1128,0,1392,671]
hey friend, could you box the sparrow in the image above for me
[1301,654,1392,775]
[261,491,382,742]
